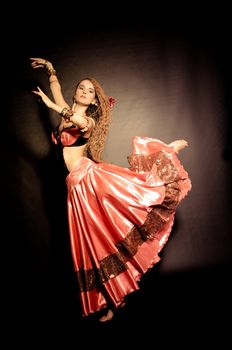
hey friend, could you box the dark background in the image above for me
[3,2,232,346]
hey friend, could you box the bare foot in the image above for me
[168,139,188,153]
[99,309,114,322]
[120,301,126,308]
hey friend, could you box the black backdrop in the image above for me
[3,3,232,347]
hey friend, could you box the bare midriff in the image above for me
[63,145,86,172]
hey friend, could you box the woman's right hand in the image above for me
[61,117,74,128]
[30,57,53,70]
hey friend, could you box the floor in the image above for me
[8,264,231,347]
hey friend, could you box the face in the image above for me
[74,79,97,106]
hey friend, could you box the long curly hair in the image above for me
[74,78,112,162]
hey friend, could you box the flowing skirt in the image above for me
[65,136,191,316]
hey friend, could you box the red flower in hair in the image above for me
[108,96,116,108]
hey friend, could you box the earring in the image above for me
[73,96,77,103]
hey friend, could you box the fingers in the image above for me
[31,65,44,69]
[30,57,47,68]
[32,90,41,97]
[30,57,45,62]
[32,86,43,96]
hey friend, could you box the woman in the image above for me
[30,57,192,322]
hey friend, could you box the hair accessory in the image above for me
[108,96,116,108]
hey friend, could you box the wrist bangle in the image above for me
[60,107,73,119]
[60,107,68,117]
[47,69,57,76]
[43,61,57,76]
[44,61,49,69]
[80,117,91,132]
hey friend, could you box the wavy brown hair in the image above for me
[75,78,112,162]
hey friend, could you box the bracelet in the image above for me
[60,107,73,119]
[47,68,57,76]
[43,61,57,76]
[60,107,68,117]
[44,61,49,69]
[80,117,91,132]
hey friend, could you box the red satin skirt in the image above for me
[65,136,191,316]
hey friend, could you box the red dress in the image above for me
[53,130,191,316]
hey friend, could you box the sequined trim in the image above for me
[75,178,180,292]
[127,151,180,183]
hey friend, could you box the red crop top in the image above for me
[51,126,88,147]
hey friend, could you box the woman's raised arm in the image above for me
[30,57,69,109]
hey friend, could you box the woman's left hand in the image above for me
[32,86,53,108]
